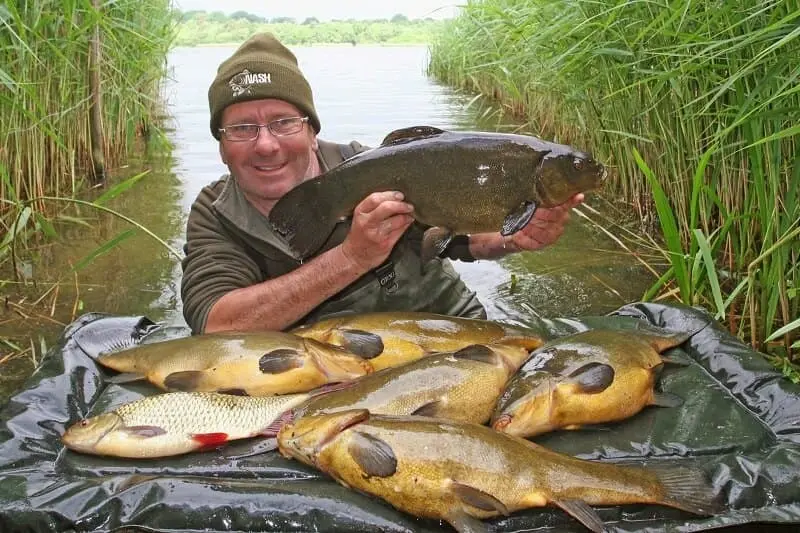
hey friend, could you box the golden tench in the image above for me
[292,343,531,423]
[63,391,308,458]
[96,331,373,396]
[290,311,544,370]
[492,328,689,437]
[278,410,719,533]
[268,126,606,261]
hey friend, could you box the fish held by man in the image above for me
[277,409,720,533]
[268,126,606,261]
[62,391,308,458]
[95,331,373,396]
[492,328,690,438]
[291,343,532,424]
[290,311,544,370]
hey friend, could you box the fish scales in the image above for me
[278,410,720,533]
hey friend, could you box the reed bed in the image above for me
[429,0,799,358]
[0,0,174,224]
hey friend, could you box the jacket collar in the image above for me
[211,142,341,259]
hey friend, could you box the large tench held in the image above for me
[278,410,720,533]
[62,391,308,458]
[290,311,545,370]
[268,126,606,262]
[95,331,374,396]
[492,328,690,438]
[291,343,532,424]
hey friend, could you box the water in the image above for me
[0,45,653,403]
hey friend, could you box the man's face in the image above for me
[219,99,319,214]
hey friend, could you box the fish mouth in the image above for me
[62,414,122,454]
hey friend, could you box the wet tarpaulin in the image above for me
[1,303,799,533]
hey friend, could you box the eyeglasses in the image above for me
[219,116,309,142]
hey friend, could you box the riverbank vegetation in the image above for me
[429,0,799,365]
[1,0,175,368]
[174,10,445,46]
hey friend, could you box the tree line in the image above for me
[174,10,446,46]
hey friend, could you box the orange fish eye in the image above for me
[80,420,89,427]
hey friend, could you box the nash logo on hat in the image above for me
[228,69,272,97]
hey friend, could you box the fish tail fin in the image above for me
[268,184,338,259]
[652,465,723,516]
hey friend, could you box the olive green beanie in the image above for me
[208,32,321,139]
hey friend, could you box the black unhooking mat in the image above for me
[1,302,799,533]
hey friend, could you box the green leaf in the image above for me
[70,229,136,272]
[693,229,725,320]
[766,318,800,343]
[633,148,690,302]
[93,170,150,206]
[34,212,58,239]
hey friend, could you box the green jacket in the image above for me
[181,139,486,333]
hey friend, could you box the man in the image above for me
[181,33,582,334]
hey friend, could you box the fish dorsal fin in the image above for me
[452,344,498,365]
[552,499,604,533]
[451,481,510,515]
[348,430,397,477]
[337,329,384,359]
[381,126,445,146]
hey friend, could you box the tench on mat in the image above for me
[268,126,606,261]
[291,343,531,423]
[96,331,373,396]
[63,391,308,458]
[278,410,720,533]
[290,311,544,370]
[492,328,690,437]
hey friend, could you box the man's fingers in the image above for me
[355,191,406,216]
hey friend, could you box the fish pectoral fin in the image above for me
[347,430,397,477]
[122,425,167,438]
[163,370,205,391]
[568,362,615,394]
[552,499,605,533]
[337,329,384,359]
[451,482,509,515]
[259,409,296,437]
[445,509,491,533]
[650,391,684,408]
[190,432,230,449]
[421,227,453,264]
[106,372,146,384]
[410,400,444,417]
[660,353,691,366]
[452,344,499,365]
[221,437,279,460]
[259,348,305,374]
[381,125,444,146]
[502,201,537,236]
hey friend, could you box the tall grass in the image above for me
[429,0,799,357]
[0,0,175,219]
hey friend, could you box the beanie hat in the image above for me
[208,33,321,139]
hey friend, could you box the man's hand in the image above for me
[340,191,414,271]
[468,193,584,259]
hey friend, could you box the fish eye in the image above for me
[573,158,585,171]
[80,420,89,427]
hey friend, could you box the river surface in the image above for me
[0,45,654,403]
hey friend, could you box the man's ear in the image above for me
[219,143,227,165]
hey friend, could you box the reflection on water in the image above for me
[0,45,654,403]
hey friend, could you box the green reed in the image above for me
[429,0,799,356]
[0,0,175,230]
